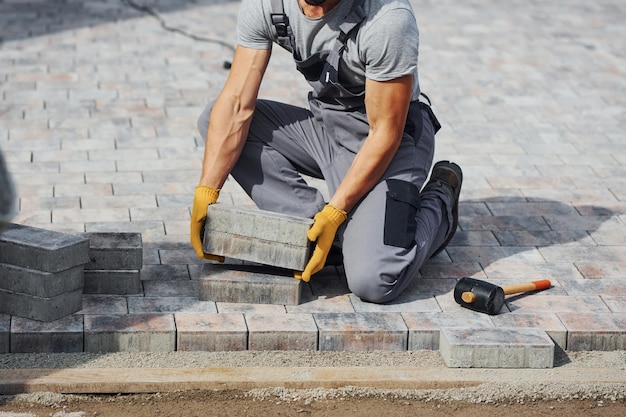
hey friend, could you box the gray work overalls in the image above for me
[198,0,452,303]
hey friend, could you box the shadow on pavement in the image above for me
[0,0,238,43]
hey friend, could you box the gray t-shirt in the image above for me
[236,0,420,101]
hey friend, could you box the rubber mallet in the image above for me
[453,277,552,315]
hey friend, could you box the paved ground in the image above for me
[0,0,625,355]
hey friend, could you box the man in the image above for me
[191,0,462,304]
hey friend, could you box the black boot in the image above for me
[422,161,463,257]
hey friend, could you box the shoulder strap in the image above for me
[270,0,296,53]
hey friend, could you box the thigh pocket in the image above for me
[384,179,421,249]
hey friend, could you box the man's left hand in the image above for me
[296,204,347,282]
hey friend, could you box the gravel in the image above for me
[1,350,625,406]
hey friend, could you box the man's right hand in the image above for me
[190,185,223,260]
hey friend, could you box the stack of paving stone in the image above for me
[0,223,90,322]
[200,203,313,305]
[82,232,143,295]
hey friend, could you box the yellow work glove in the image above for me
[190,185,224,261]
[296,204,347,282]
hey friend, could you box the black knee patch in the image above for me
[383,179,421,249]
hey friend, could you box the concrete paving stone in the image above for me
[84,222,164,242]
[130,207,189,222]
[402,312,494,350]
[54,183,113,198]
[19,196,80,211]
[164,220,190,236]
[575,262,626,279]
[84,314,176,352]
[199,263,302,305]
[203,203,314,270]
[449,230,500,247]
[507,295,611,314]
[142,248,161,266]
[140,264,191,281]
[82,195,157,210]
[0,288,83,322]
[439,327,555,369]
[60,160,116,173]
[350,294,441,313]
[603,296,626,313]
[216,303,287,315]
[287,294,355,314]
[489,312,567,350]
[10,315,83,353]
[53,208,130,223]
[486,201,578,217]
[246,313,318,351]
[458,215,551,232]
[174,313,247,352]
[418,262,486,280]
[404,278,458,296]
[446,246,544,264]
[314,313,408,352]
[558,278,626,296]
[558,312,626,351]
[32,149,87,163]
[82,232,143,271]
[143,280,199,298]
[0,223,90,272]
[157,249,203,265]
[493,230,597,247]
[539,246,626,263]
[10,203,51,222]
[0,314,9,354]
[128,297,217,314]
[83,270,142,295]
[589,227,626,246]
[544,214,622,232]
[112,182,190,196]
[482,261,583,280]
[307,267,349,296]
[0,263,84,298]
[84,171,144,185]
[78,295,128,316]
[574,201,626,216]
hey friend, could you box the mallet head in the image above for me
[454,277,505,315]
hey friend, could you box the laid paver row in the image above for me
[2,310,625,355]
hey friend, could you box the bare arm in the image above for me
[198,45,271,188]
[329,74,414,212]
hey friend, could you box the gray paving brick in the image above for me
[84,314,176,352]
[0,223,89,272]
[199,263,302,305]
[83,270,142,295]
[315,313,408,351]
[490,313,568,350]
[402,312,494,350]
[78,295,128,315]
[10,315,83,353]
[0,263,84,298]
[128,297,217,314]
[203,203,313,270]
[439,327,555,368]
[0,314,8,354]
[143,280,198,298]
[82,232,143,270]
[175,313,247,352]
[246,313,318,351]
[558,312,626,351]
[0,288,83,322]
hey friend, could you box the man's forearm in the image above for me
[198,95,254,189]
[329,126,403,213]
